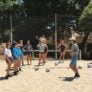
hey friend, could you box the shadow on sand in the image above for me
[0,73,17,81]
[0,77,5,80]
[59,77,75,82]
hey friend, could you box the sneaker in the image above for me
[35,67,39,71]
[38,62,41,66]
[14,71,18,75]
[16,69,19,72]
[5,75,9,79]
[74,73,80,78]
[19,68,22,71]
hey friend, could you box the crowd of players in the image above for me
[4,35,80,79]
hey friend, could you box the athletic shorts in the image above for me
[25,51,31,55]
[70,55,78,65]
[44,48,47,53]
[13,56,20,61]
[39,52,45,54]
[6,57,13,63]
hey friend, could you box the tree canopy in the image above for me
[23,0,89,17]
[0,0,91,42]
[79,0,92,32]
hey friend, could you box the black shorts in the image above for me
[13,56,19,61]
[25,51,31,55]
[44,48,47,53]
[60,50,65,53]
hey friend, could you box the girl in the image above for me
[23,40,32,65]
[37,41,48,65]
[58,39,67,63]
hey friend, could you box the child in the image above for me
[58,39,67,63]
[19,40,24,66]
[23,40,32,65]
[12,42,23,75]
[4,43,13,79]
[37,41,48,65]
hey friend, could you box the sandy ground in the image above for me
[0,59,92,92]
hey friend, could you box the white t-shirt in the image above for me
[4,48,12,58]
[37,43,47,52]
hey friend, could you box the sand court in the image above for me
[0,60,92,92]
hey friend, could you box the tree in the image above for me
[23,0,90,17]
[0,0,24,41]
[79,0,92,32]
[79,0,92,59]
[0,0,90,42]
[79,0,92,44]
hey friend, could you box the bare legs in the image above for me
[38,53,45,65]
[26,54,32,65]
[5,59,12,79]
[70,64,80,78]
[59,51,65,62]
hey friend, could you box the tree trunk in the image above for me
[81,32,90,59]
[81,32,90,47]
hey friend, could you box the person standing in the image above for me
[17,43,23,71]
[69,37,80,78]
[58,39,67,63]
[40,35,48,63]
[4,43,13,79]
[37,40,48,65]
[12,42,22,75]
[19,40,24,66]
[23,40,32,65]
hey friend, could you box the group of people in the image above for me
[4,35,48,79]
[5,42,23,79]
[4,35,80,79]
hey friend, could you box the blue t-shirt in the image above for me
[17,48,23,59]
[12,47,23,60]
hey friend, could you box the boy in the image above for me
[12,42,23,75]
[4,43,13,79]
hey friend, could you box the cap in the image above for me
[69,37,76,41]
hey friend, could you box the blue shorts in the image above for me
[70,55,78,65]
[13,56,20,61]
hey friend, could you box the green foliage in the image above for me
[79,0,92,32]
[0,0,24,41]
[0,0,90,42]
[0,0,24,15]
[22,0,89,17]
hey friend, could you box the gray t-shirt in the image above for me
[37,43,48,53]
[71,43,79,56]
